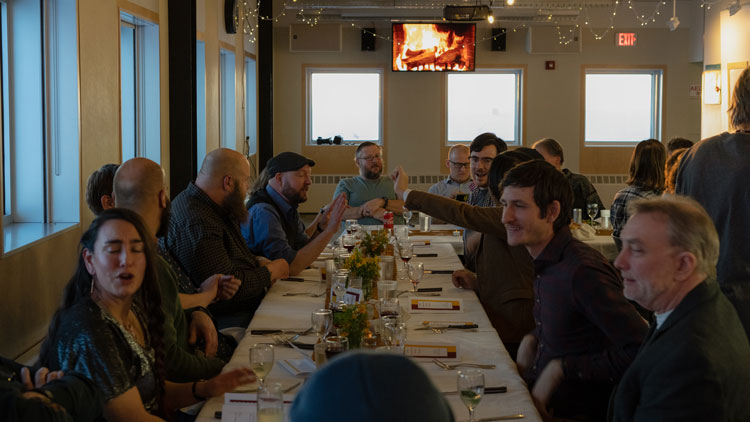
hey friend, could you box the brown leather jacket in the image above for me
[406,190,535,343]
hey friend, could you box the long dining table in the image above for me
[195,240,542,422]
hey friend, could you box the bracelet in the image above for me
[192,380,207,401]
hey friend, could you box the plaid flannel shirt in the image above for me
[611,185,659,240]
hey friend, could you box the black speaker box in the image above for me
[361,28,376,51]
[491,28,507,51]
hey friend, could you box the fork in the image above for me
[432,359,496,370]
[283,291,326,297]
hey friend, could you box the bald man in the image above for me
[113,157,231,381]
[166,148,289,328]
[428,144,472,200]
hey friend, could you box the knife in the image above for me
[417,287,442,292]
[444,386,507,394]
[457,414,524,422]
[416,253,438,257]
[415,324,479,330]
[281,277,305,282]
[425,270,453,274]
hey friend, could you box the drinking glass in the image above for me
[408,262,424,292]
[333,247,348,269]
[457,369,485,422]
[587,203,599,225]
[257,382,284,422]
[345,219,358,234]
[349,276,363,290]
[402,208,413,226]
[342,235,356,253]
[324,336,349,361]
[395,225,410,242]
[311,309,332,343]
[384,322,407,352]
[249,343,274,386]
[378,280,398,301]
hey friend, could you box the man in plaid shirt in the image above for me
[166,148,289,328]
[499,160,647,421]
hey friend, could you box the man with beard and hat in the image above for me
[244,152,346,275]
[113,157,234,381]
[334,142,405,225]
[166,148,290,329]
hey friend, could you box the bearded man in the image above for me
[243,152,346,275]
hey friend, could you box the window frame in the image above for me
[445,67,524,146]
[582,67,664,147]
[243,54,257,156]
[219,48,236,150]
[304,66,384,146]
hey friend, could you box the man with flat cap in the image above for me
[244,152,347,276]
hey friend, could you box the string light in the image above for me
[626,0,665,27]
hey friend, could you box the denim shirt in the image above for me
[243,184,309,264]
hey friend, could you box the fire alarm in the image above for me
[545,61,555,70]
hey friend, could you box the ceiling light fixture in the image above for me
[443,5,491,21]
[667,0,679,31]
[488,14,495,23]
[728,0,742,16]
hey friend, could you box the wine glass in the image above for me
[402,208,413,226]
[332,274,348,308]
[399,241,413,273]
[457,369,485,422]
[311,309,333,343]
[345,219,358,234]
[408,262,424,292]
[249,343,274,387]
[587,203,599,226]
[342,235,356,253]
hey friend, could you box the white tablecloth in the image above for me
[195,243,541,422]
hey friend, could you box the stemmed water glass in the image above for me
[398,241,413,275]
[402,207,413,226]
[408,262,424,292]
[249,343,275,387]
[332,273,348,308]
[457,369,485,422]
[345,219,358,234]
[311,309,332,343]
[587,203,599,226]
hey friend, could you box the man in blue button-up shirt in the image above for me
[243,152,346,275]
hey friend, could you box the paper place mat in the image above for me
[408,297,463,313]
[404,341,459,360]
[279,358,316,377]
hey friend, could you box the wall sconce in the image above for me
[703,69,721,105]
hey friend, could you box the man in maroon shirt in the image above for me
[500,160,647,421]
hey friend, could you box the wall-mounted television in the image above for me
[392,23,476,72]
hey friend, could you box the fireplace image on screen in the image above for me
[392,23,476,72]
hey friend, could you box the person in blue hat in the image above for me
[290,353,454,422]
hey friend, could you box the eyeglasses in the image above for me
[449,161,470,169]
[469,156,494,165]
[357,154,383,162]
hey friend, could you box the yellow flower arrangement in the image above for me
[344,248,380,300]
[359,229,389,258]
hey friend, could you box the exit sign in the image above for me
[616,32,637,46]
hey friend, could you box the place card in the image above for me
[404,341,459,360]
[329,287,364,304]
[408,297,463,313]
[421,320,476,327]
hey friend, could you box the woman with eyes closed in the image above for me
[39,209,255,421]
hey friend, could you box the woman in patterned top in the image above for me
[611,139,667,249]
[40,209,255,421]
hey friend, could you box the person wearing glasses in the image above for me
[428,144,472,201]
[333,142,405,225]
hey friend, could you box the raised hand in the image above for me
[391,166,409,200]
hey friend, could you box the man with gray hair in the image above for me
[676,66,750,338]
[610,196,750,421]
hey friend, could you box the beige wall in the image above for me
[273,22,701,177]
[701,3,750,138]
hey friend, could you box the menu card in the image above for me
[404,341,459,359]
[408,297,463,313]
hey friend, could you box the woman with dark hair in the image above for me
[389,152,536,359]
[39,209,254,421]
[610,139,667,248]
[663,147,688,195]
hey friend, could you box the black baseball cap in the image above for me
[266,152,315,176]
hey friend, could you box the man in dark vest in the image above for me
[243,152,346,275]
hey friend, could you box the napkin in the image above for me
[279,358,316,376]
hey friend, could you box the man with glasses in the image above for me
[334,142,405,225]
[428,144,472,200]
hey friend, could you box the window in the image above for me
[244,56,257,156]
[120,12,160,163]
[1,0,79,252]
[584,69,663,145]
[306,68,383,144]
[196,40,206,172]
[220,49,235,149]
[447,70,522,145]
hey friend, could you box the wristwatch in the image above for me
[382,196,389,208]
